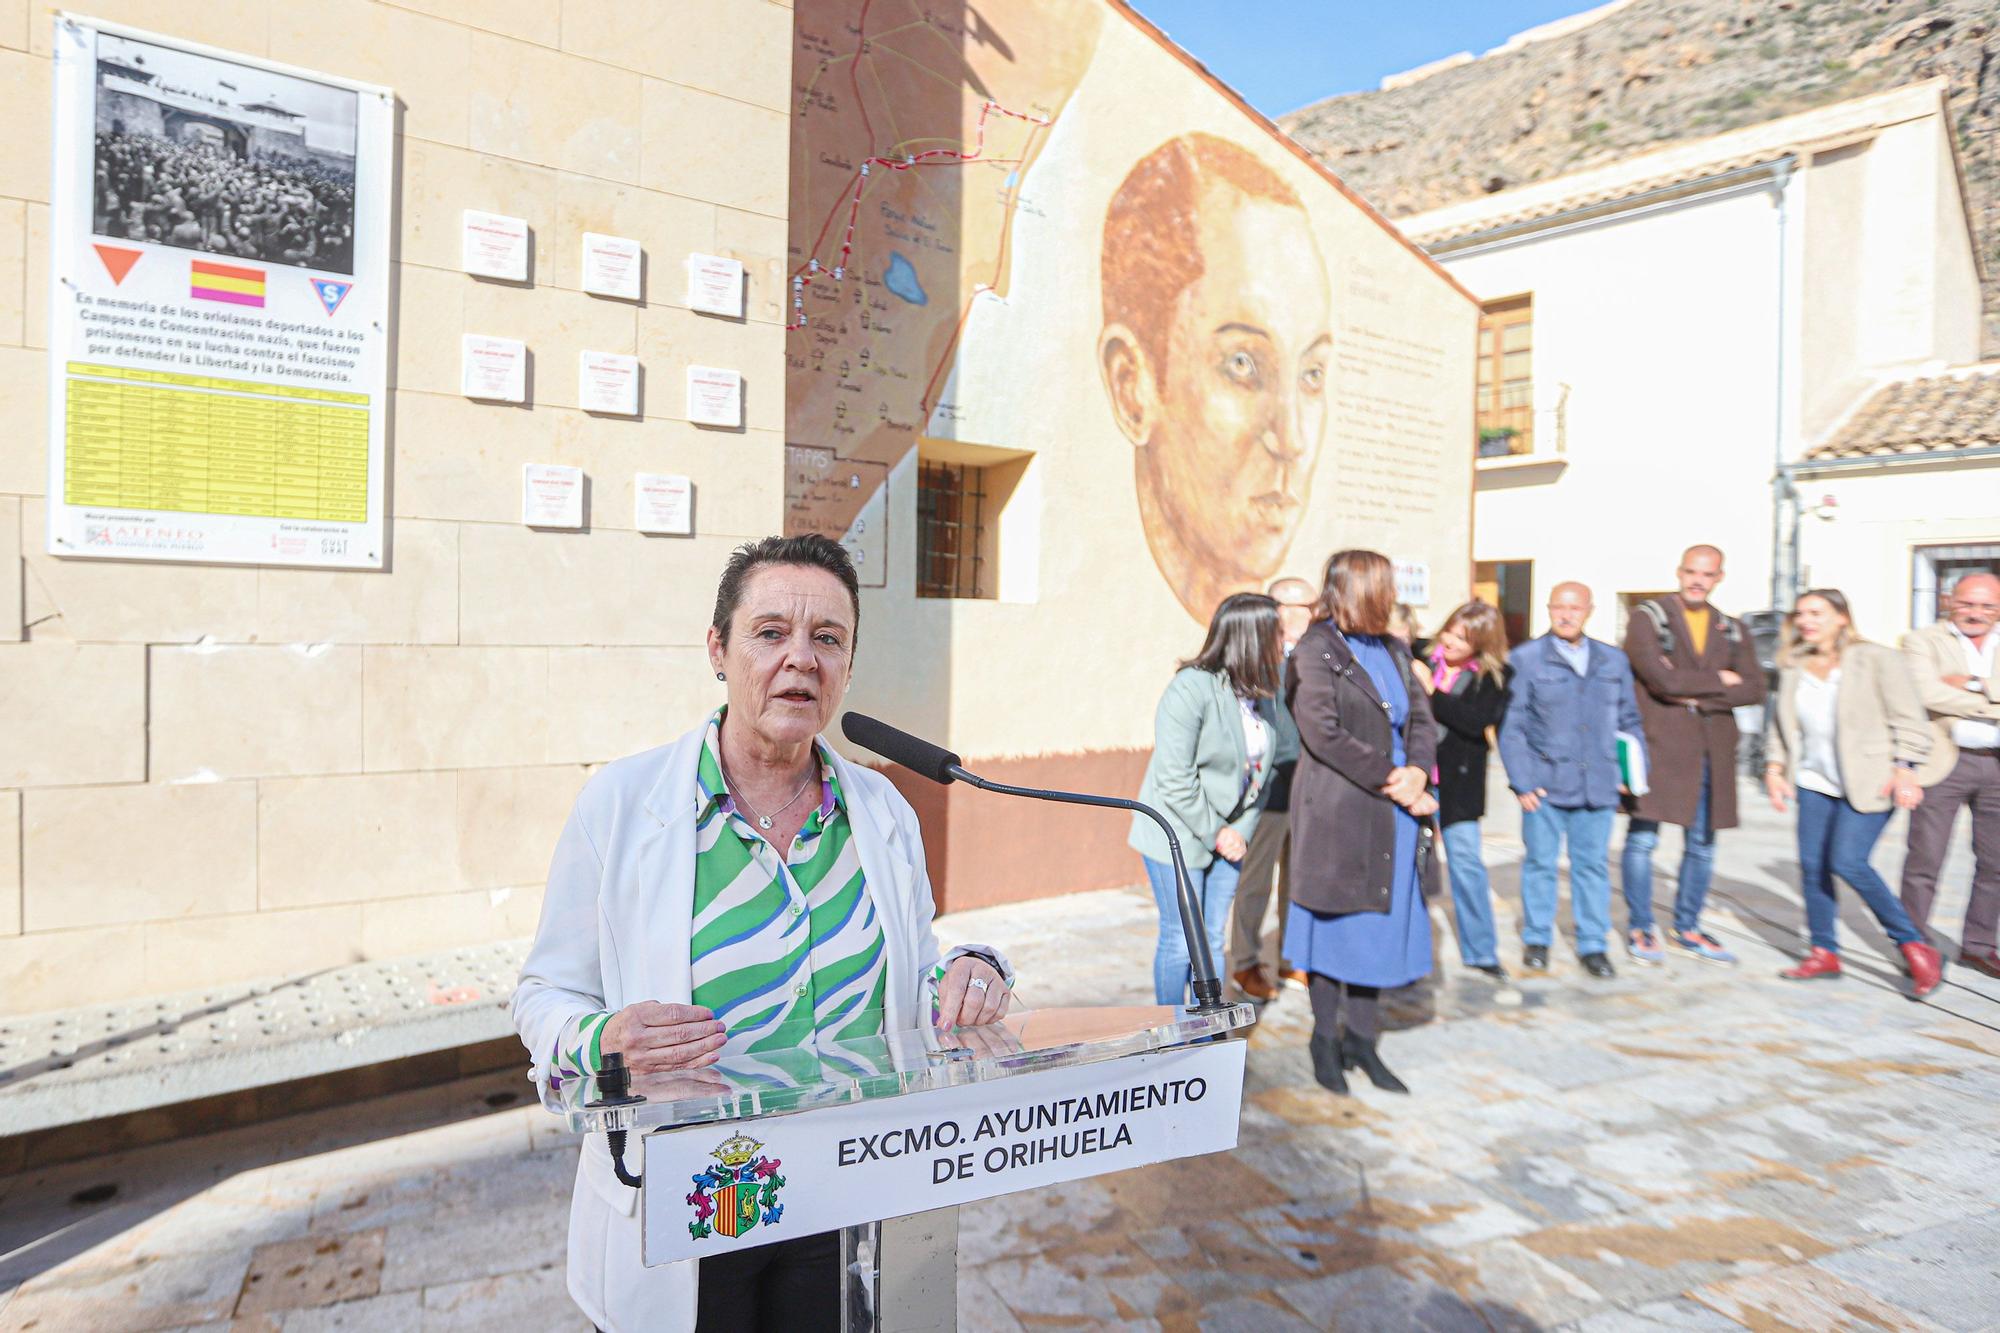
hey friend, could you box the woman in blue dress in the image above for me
[1284,549,1438,1095]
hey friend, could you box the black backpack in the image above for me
[1636,598,1742,660]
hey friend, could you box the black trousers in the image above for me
[1307,973,1380,1040]
[694,1230,841,1332]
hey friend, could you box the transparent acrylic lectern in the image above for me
[543,1003,1255,1332]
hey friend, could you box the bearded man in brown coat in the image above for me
[1620,546,1768,965]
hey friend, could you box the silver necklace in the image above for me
[723,762,817,831]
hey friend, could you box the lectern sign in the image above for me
[641,1040,1245,1265]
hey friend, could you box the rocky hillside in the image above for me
[1279,0,2000,353]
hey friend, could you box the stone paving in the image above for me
[0,942,524,1145]
[2,781,1997,1331]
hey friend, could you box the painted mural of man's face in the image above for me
[1100,138,1332,623]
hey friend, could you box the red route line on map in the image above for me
[786,97,1049,332]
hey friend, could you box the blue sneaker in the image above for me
[1626,928,1665,966]
[1671,929,1737,965]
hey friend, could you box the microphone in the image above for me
[840,712,1227,1012]
[840,710,962,786]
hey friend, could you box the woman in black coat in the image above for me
[1417,601,1513,980]
[1285,551,1439,1096]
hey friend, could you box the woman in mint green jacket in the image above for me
[1130,593,1286,1003]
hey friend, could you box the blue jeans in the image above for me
[1143,854,1238,1005]
[1442,819,1498,966]
[1622,758,1716,936]
[1520,803,1614,954]
[1796,789,1920,952]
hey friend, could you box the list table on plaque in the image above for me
[63,363,370,522]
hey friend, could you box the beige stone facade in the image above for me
[0,0,1476,1010]
[0,0,794,1013]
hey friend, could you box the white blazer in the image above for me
[512,723,997,1332]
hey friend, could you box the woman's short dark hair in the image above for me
[1314,549,1395,636]
[1180,592,1282,698]
[711,534,861,646]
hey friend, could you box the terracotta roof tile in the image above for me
[1806,364,2000,460]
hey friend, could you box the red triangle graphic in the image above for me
[93,244,142,285]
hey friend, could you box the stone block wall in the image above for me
[0,0,795,1013]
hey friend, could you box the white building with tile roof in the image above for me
[1397,79,1983,642]
[1792,361,2000,632]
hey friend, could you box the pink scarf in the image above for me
[1429,645,1476,693]
[1427,647,1478,784]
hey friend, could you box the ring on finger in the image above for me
[968,977,990,992]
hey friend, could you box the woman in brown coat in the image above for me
[1285,551,1439,1096]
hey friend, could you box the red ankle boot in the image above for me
[1900,940,1943,998]
[1780,948,1842,981]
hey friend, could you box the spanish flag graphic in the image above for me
[190,259,266,308]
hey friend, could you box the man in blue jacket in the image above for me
[1499,581,1647,978]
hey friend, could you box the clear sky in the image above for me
[1126,0,1610,117]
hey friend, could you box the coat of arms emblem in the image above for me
[687,1131,785,1240]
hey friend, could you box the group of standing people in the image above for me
[506,530,1994,1329]
[1766,572,2000,988]
[1498,549,1763,980]
[1134,544,2000,1099]
[93,129,356,270]
[1132,550,1445,1095]
[509,531,1990,1328]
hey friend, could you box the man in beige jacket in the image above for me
[1900,572,2000,978]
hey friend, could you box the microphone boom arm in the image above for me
[944,764,1228,1013]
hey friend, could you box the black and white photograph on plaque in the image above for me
[90,31,359,274]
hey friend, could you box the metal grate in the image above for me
[1911,543,2000,628]
[916,460,987,598]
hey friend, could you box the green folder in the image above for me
[1616,731,1650,796]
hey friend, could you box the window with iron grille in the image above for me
[916,460,987,598]
[1476,295,1533,459]
[1912,543,2000,628]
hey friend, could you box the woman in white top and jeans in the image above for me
[1764,589,1943,997]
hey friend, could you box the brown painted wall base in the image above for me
[874,748,1152,914]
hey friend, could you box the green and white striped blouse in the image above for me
[549,709,886,1083]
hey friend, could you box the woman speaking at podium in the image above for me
[1284,549,1438,1096]
[513,535,1014,1333]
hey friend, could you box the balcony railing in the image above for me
[1475,384,1568,464]
[1477,404,1534,458]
